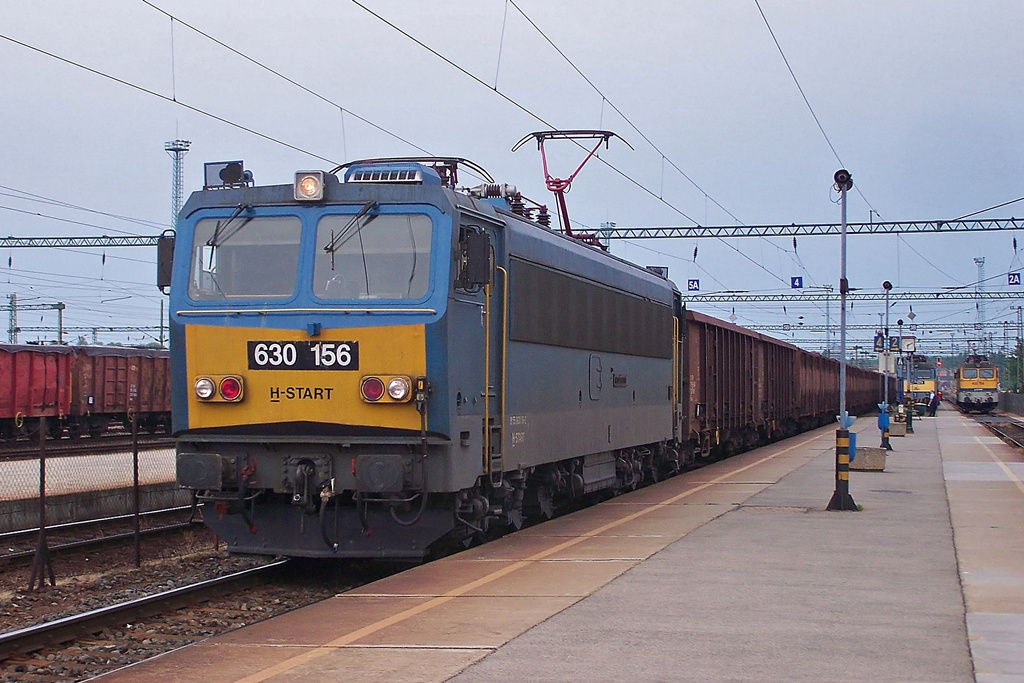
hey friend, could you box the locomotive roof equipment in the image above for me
[512,130,632,243]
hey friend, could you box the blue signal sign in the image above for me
[1009,272,1021,286]
[791,276,803,289]
[687,279,700,291]
[873,333,885,352]
[889,336,900,351]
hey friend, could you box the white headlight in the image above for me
[294,171,324,201]
[387,377,410,401]
[194,377,216,400]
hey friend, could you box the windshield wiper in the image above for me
[206,203,253,249]
[322,200,378,258]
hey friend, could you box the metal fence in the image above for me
[1000,392,1023,416]
[0,447,187,533]
[0,419,188,534]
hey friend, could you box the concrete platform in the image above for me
[98,405,1024,682]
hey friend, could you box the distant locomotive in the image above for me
[165,157,886,559]
[905,354,937,404]
[0,344,171,440]
[954,355,999,413]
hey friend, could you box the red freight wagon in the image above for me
[0,344,170,440]
[0,344,73,439]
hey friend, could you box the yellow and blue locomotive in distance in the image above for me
[904,354,937,404]
[954,354,999,413]
[164,157,680,558]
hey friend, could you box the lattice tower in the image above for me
[164,139,191,226]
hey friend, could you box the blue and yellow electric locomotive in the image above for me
[164,156,888,560]
[167,158,678,558]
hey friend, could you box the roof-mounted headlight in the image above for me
[295,171,324,201]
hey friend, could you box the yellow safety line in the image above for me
[235,431,830,682]
[974,436,1024,497]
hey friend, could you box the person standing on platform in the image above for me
[927,391,939,417]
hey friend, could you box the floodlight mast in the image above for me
[513,130,629,242]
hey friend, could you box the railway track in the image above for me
[0,560,290,661]
[975,414,1024,450]
[0,505,200,563]
[0,435,174,461]
[0,553,408,681]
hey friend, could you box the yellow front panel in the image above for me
[185,324,426,431]
[961,379,998,389]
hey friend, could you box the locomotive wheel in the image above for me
[534,485,555,520]
[506,507,524,530]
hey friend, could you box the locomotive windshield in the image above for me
[188,216,302,300]
[313,213,432,300]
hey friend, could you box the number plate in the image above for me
[247,341,359,370]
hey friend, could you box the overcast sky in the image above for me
[1,1,1022,356]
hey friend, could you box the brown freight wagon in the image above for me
[0,344,73,439]
[680,310,772,462]
[678,309,885,464]
[67,347,171,437]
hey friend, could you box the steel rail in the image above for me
[0,520,200,561]
[0,505,202,561]
[0,436,174,461]
[0,559,289,660]
[977,419,1024,450]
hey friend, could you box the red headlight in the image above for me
[360,377,385,402]
[219,377,242,401]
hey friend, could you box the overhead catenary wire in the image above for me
[0,186,168,232]
[953,195,1024,221]
[140,0,434,159]
[504,0,799,272]
[6,3,808,292]
[752,0,880,219]
[1,5,1011,350]
[347,0,791,287]
[0,31,339,166]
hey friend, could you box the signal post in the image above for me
[828,169,858,511]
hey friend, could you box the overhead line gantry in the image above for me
[682,291,1024,304]
[1,217,1020,250]
[0,236,161,248]
[601,217,1023,240]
